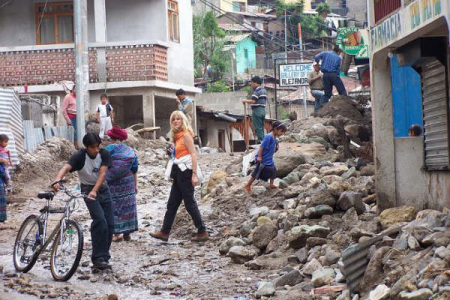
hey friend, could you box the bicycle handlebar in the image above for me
[50,181,96,202]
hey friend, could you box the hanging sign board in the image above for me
[279,63,312,87]
[337,27,369,59]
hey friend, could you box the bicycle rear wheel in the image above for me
[50,219,83,281]
[13,215,42,272]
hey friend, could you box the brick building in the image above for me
[0,0,200,135]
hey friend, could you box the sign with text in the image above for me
[279,63,312,87]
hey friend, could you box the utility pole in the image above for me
[284,9,287,61]
[73,0,89,146]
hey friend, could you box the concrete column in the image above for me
[94,0,107,82]
[371,50,397,212]
[143,91,155,139]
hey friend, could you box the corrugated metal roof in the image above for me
[226,33,252,43]
[0,88,24,166]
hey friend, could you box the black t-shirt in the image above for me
[68,149,111,185]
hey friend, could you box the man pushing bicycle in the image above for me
[52,133,113,271]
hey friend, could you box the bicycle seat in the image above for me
[38,191,55,199]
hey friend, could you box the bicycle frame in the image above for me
[34,192,78,257]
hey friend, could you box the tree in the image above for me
[193,12,229,81]
[316,2,331,19]
[273,0,327,46]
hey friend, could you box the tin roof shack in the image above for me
[0,0,200,136]
[0,89,24,166]
[197,108,237,153]
[368,0,450,211]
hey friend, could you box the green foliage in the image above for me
[193,12,229,81]
[273,0,327,44]
[206,79,231,93]
[277,106,290,120]
[242,85,252,99]
[316,3,331,17]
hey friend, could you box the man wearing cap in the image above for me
[242,76,267,143]
[309,62,325,112]
[314,45,347,105]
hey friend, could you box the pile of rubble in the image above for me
[201,97,448,299]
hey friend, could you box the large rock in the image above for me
[274,149,306,178]
[369,284,391,300]
[320,164,349,176]
[337,192,365,215]
[250,206,269,218]
[206,170,228,194]
[312,268,335,287]
[356,247,390,293]
[219,237,246,255]
[309,185,337,207]
[302,258,322,275]
[303,123,329,140]
[304,205,334,219]
[325,249,341,265]
[289,225,331,249]
[253,222,278,249]
[228,246,259,264]
[256,282,275,297]
[274,270,303,287]
[360,165,375,176]
[398,289,433,300]
[379,206,417,229]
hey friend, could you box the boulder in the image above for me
[369,284,391,300]
[435,246,450,263]
[341,167,357,179]
[304,205,334,219]
[240,222,256,237]
[250,206,270,218]
[256,282,275,297]
[320,164,349,176]
[379,206,417,229]
[295,248,308,264]
[398,289,433,300]
[360,165,375,176]
[337,192,365,215]
[124,129,140,149]
[274,270,303,287]
[256,216,272,226]
[206,170,228,194]
[253,222,278,249]
[274,149,306,177]
[306,237,328,248]
[312,268,335,287]
[325,250,341,265]
[219,237,246,255]
[309,186,337,207]
[356,246,390,293]
[228,246,259,264]
[289,225,331,249]
[302,258,322,275]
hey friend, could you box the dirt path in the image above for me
[0,152,270,300]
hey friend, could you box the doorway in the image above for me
[109,96,143,128]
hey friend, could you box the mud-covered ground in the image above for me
[0,151,273,300]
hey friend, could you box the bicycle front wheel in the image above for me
[13,214,42,272]
[50,219,83,281]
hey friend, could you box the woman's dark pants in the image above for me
[161,165,206,234]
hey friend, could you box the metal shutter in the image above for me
[421,59,450,170]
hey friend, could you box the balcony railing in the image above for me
[0,43,168,87]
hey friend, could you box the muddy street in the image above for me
[0,148,270,300]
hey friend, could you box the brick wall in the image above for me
[105,44,168,82]
[0,44,168,87]
[0,48,98,87]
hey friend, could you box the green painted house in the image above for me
[228,34,257,74]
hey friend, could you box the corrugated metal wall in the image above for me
[374,0,401,23]
[22,120,74,152]
[0,88,24,166]
[421,59,450,169]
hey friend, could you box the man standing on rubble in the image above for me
[308,62,325,112]
[314,45,347,105]
[242,76,267,144]
[175,89,194,126]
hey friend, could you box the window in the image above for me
[35,2,74,45]
[232,2,245,12]
[168,0,179,42]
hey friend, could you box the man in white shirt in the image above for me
[96,94,114,139]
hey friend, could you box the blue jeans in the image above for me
[81,184,114,262]
[322,72,347,104]
[311,90,325,112]
[69,116,77,140]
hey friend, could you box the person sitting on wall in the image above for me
[314,45,347,105]
[308,62,325,113]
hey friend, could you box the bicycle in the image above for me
[13,181,88,281]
